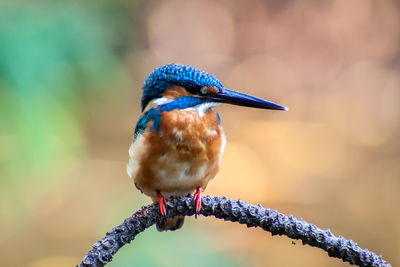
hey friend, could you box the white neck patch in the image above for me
[194,102,220,117]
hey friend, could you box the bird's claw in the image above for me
[157,192,167,216]
[194,187,202,218]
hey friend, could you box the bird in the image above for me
[127,63,287,231]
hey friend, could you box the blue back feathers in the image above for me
[141,64,224,111]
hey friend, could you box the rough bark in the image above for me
[78,196,390,267]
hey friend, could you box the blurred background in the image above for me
[1,0,399,266]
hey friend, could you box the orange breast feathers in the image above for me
[127,108,226,199]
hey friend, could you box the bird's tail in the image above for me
[156,216,185,231]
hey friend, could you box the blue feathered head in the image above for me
[141,63,288,112]
[141,64,223,111]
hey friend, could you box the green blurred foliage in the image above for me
[0,2,127,186]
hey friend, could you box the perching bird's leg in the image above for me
[193,187,203,218]
[157,191,167,216]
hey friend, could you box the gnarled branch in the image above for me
[78,196,390,267]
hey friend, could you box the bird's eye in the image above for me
[200,87,208,95]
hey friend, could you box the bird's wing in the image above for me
[133,108,161,139]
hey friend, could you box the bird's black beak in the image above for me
[206,88,288,111]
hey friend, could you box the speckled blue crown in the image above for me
[141,64,224,111]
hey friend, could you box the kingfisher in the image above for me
[127,64,287,231]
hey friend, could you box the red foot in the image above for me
[193,187,202,218]
[157,192,167,216]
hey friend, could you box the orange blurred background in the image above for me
[1,1,399,266]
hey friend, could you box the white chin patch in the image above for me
[194,102,220,117]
